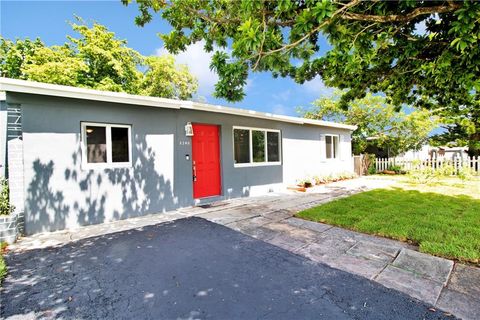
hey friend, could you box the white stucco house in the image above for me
[0,78,356,237]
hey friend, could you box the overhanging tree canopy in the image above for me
[123,0,480,154]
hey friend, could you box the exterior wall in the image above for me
[1,98,25,242]
[7,138,25,232]
[282,124,353,184]
[7,93,353,235]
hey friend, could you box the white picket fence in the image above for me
[375,157,480,175]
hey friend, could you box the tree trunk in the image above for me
[468,131,480,157]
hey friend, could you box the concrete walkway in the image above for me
[9,177,479,320]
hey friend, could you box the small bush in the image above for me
[367,165,376,175]
[408,167,437,184]
[435,164,456,177]
[308,172,357,186]
[297,177,313,188]
[0,179,14,216]
[387,164,402,173]
[458,166,475,181]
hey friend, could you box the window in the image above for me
[252,130,265,162]
[267,131,280,162]
[325,135,339,159]
[233,127,281,166]
[82,122,132,168]
[233,129,250,164]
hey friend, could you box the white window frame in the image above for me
[325,134,340,160]
[232,126,281,167]
[81,122,132,170]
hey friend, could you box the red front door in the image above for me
[192,124,221,199]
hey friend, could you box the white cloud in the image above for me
[302,76,334,97]
[156,41,253,98]
[156,41,222,96]
[272,89,291,102]
[272,103,287,115]
[245,78,254,92]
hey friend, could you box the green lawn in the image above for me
[0,242,7,284]
[0,254,6,284]
[296,187,480,264]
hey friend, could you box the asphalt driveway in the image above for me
[1,217,452,319]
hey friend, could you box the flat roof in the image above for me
[0,77,356,130]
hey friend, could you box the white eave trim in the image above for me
[0,77,357,130]
[0,77,181,110]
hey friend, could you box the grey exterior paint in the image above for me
[5,92,353,235]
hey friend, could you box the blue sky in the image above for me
[0,0,334,117]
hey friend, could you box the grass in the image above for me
[0,255,5,283]
[296,182,480,264]
[368,174,480,198]
[0,242,7,284]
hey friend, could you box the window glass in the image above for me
[326,135,332,159]
[86,126,107,163]
[267,131,280,162]
[333,136,339,159]
[111,127,129,162]
[252,130,265,162]
[234,129,250,163]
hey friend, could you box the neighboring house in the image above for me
[398,145,469,161]
[429,146,469,161]
[0,78,356,235]
[398,145,430,160]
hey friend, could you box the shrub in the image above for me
[458,166,475,181]
[408,167,437,184]
[387,164,403,174]
[297,177,313,188]
[0,179,14,215]
[367,164,376,175]
[435,163,456,177]
[308,172,357,186]
[363,154,376,175]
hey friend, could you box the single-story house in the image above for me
[0,78,356,235]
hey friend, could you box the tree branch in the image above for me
[341,3,462,23]
[253,0,363,58]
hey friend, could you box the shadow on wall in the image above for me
[25,135,175,235]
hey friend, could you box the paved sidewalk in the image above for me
[9,177,479,319]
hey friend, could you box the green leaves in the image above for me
[0,18,198,100]
[124,0,480,154]
[312,0,335,22]
[303,91,438,155]
[140,55,198,99]
[210,51,248,102]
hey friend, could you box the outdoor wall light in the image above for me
[185,122,194,136]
